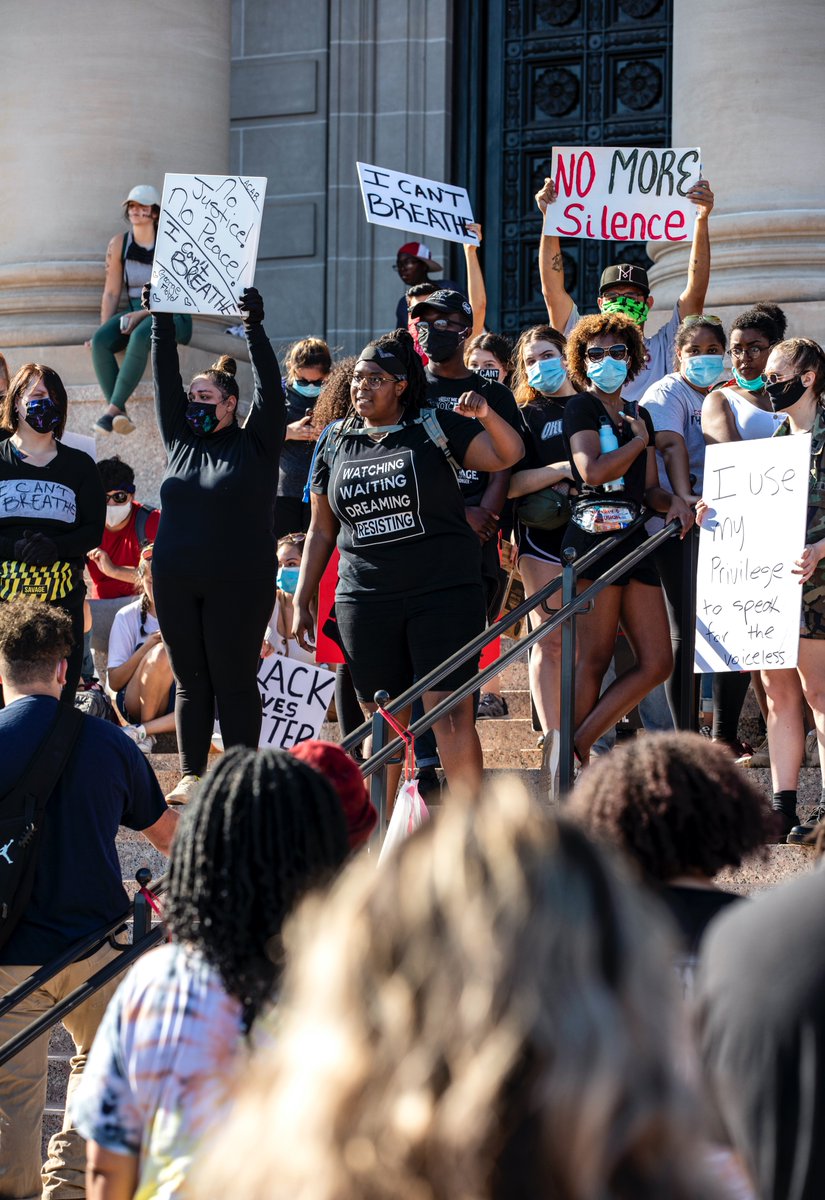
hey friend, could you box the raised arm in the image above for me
[535,179,574,331]
[463,223,487,337]
[677,179,714,318]
[148,284,189,451]
[237,288,286,457]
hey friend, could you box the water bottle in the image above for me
[598,418,624,492]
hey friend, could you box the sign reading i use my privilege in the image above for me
[544,146,701,242]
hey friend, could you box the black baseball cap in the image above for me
[410,289,473,321]
[599,264,650,296]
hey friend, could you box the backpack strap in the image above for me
[133,504,154,548]
[302,419,344,503]
[419,407,460,477]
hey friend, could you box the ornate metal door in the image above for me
[453,0,673,336]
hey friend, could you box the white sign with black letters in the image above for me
[694,434,809,673]
[332,450,424,545]
[214,657,335,751]
[150,173,266,317]
[356,161,479,246]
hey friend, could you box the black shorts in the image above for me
[514,516,565,566]
[335,583,487,704]
[561,525,660,588]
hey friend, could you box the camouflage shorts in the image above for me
[801,576,825,639]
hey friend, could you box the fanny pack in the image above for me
[570,499,638,534]
[515,485,571,531]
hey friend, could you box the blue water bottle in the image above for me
[598,418,624,492]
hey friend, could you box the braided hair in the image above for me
[164,747,350,1023]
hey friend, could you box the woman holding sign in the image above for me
[293,328,523,800]
[146,284,285,804]
[561,313,692,765]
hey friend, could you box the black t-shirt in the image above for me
[659,885,741,960]
[0,696,167,965]
[278,383,316,500]
[424,370,525,507]
[311,411,482,600]
[513,397,571,558]
[0,440,106,603]
[562,392,655,509]
[152,315,285,580]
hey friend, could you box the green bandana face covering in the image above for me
[732,366,766,392]
[600,295,650,326]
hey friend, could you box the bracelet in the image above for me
[633,435,648,448]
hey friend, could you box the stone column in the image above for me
[646,0,825,337]
[0,0,231,368]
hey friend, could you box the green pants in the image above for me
[91,305,192,410]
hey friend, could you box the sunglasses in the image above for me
[106,490,133,505]
[584,344,629,363]
[277,532,306,547]
[683,314,723,326]
[139,544,154,562]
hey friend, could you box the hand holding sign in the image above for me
[793,541,825,584]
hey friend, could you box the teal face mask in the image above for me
[527,357,567,395]
[291,380,322,399]
[277,566,300,594]
[683,355,725,389]
[586,357,628,393]
[733,366,766,392]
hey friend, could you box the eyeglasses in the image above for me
[584,344,629,363]
[351,373,403,390]
[683,314,723,326]
[419,317,467,332]
[277,532,306,547]
[139,544,154,562]
[765,372,797,386]
[106,490,133,505]
[730,344,771,359]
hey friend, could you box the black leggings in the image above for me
[153,573,275,776]
[712,670,752,749]
[654,530,699,729]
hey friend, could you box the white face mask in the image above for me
[105,501,132,528]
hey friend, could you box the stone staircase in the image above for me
[39,640,818,1150]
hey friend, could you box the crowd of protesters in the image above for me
[3,174,825,1200]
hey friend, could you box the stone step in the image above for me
[476,717,536,750]
[500,689,533,719]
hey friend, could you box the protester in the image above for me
[73,747,349,1200]
[695,866,825,1200]
[0,599,177,1200]
[289,738,377,849]
[735,337,825,842]
[562,313,692,763]
[275,338,332,540]
[107,544,174,754]
[193,784,720,1200]
[465,330,513,385]
[294,328,523,800]
[0,363,106,698]
[147,283,285,804]
[569,733,770,965]
[535,176,715,402]
[702,304,789,758]
[90,185,192,435]
[262,532,315,664]
[86,454,160,663]
[393,240,461,330]
[508,324,576,775]
[641,315,727,726]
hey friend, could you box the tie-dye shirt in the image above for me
[73,943,263,1200]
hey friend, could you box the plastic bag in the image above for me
[378,778,429,864]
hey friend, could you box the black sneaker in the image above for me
[93,412,114,434]
[477,693,509,719]
[787,805,825,846]
[414,766,441,799]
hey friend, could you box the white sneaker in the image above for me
[166,773,201,806]
[542,729,561,804]
[122,724,155,755]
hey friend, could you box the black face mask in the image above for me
[185,402,222,436]
[416,322,464,363]
[23,398,61,434]
[765,374,808,412]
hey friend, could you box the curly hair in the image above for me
[510,324,568,406]
[0,363,68,439]
[565,313,646,390]
[731,303,787,344]
[355,328,427,418]
[97,455,135,493]
[193,782,720,1200]
[568,732,771,881]
[312,356,355,432]
[164,747,349,1023]
[0,597,74,686]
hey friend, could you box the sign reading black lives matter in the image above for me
[150,173,267,316]
[356,161,479,246]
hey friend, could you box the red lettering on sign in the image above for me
[665,210,687,240]
[554,152,595,198]
[556,202,584,236]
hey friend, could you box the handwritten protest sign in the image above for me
[357,162,479,246]
[150,173,266,316]
[544,146,701,243]
[213,656,334,751]
[694,433,809,674]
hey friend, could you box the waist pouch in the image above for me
[570,500,638,534]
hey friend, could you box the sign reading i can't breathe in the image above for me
[356,162,479,246]
[150,173,267,316]
[543,146,702,243]
[331,449,424,545]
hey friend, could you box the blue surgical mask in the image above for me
[291,380,322,399]
[527,358,567,396]
[277,566,300,594]
[586,357,628,393]
[683,355,725,389]
[733,366,766,392]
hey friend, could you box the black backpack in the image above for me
[0,704,85,951]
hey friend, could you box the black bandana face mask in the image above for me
[185,401,223,436]
[415,322,465,363]
[765,374,808,412]
[23,397,61,434]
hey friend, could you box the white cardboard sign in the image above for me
[694,433,809,674]
[356,161,479,246]
[149,173,266,317]
[544,146,701,243]
[256,656,336,749]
